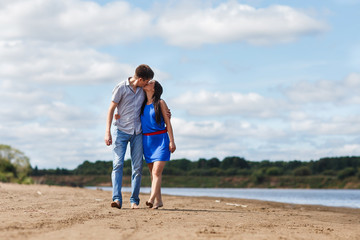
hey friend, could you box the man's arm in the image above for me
[104,101,118,146]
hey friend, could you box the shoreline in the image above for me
[86,186,360,209]
[1,183,360,239]
[30,174,360,189]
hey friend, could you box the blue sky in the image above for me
[1,0,360,169]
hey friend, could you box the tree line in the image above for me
[1,144,359,184]
[31,156,360,181]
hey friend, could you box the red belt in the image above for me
[143,128,167,136]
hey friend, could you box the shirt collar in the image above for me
[126,77,131,86]
[126,77,142,93]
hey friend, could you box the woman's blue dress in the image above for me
[141,103,170,163]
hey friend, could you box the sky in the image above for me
[1,0,360,169]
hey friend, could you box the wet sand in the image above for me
[1,183,359,239]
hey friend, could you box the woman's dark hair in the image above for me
[141,80,163,125]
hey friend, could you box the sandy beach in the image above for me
[1,183,359,240]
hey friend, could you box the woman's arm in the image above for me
[160,100,176,153]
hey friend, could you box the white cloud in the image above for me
[0,122,109,168]
[0,0,152,46]
[285,73,360,104]
[344,73,360,88]
[0,79,103,130]
[0,41,133,84]
[171,117,289,160]
[0,80,62,122]
[0,78,106,168]
[0,0,328,48]
[170,116,360,162]
[171,90,285,118]
[156,2,328,47]
[290,115,360,136]
[171,117,286,140]
[167,73,360,162]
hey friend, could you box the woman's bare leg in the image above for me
[146,163,154,207]
[148,162,154,183]
[148,161,166,208]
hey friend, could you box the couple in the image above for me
[104,64,176,209]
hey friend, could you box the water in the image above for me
[87,187,360,209]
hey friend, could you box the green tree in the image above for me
[293,166,312,176]
[207,158,220,168]
[251,169,266,183]
[0,157,16,174]
[167,159,193,171]
[74,160,112,175]
[221,157,249,169]
[266,167,283,176]
[311,156,360,173]
[285,160,304,171]
[0,144,32,178]
[197,158,208,169]
[337,167,357,180]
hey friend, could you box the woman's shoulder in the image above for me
[159,99,167,105]
[159,99,168,109]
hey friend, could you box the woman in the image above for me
[141,80,176,209]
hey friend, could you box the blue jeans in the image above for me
[112,129,143,206]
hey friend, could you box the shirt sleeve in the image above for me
[111,83,123,103]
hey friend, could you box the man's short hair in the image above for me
[135,64,154,80]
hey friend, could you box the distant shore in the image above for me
[31,174,360,189]
[1,183,360,239]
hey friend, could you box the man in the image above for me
[104,64,154,209]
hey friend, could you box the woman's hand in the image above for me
[169,141,176,153]
[114,114,120,120]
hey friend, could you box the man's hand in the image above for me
[105,132,112,146]
[167,108,171,119]
[114,114,120,120]
[105,101,118,146]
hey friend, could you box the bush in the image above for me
[18,176,33,184]
[208,168,225,176]
[0,172,8,182]
[74,160,112,175]
[294,166,312,176]
[0,158,16,174]
[187,169,211,176]
[266,167,283,176]
[251,169,265,183]
[162,167,184,176]
[224,168,238,176]
[322,170,337,176]
[237,169,251,176]
[167,159,193,171]
[337,167,356,180]
[0,172,14,182]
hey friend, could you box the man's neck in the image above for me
[129,77,138,91]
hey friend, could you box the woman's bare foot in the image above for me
[153,202,163,209]
[145,200,154,208]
